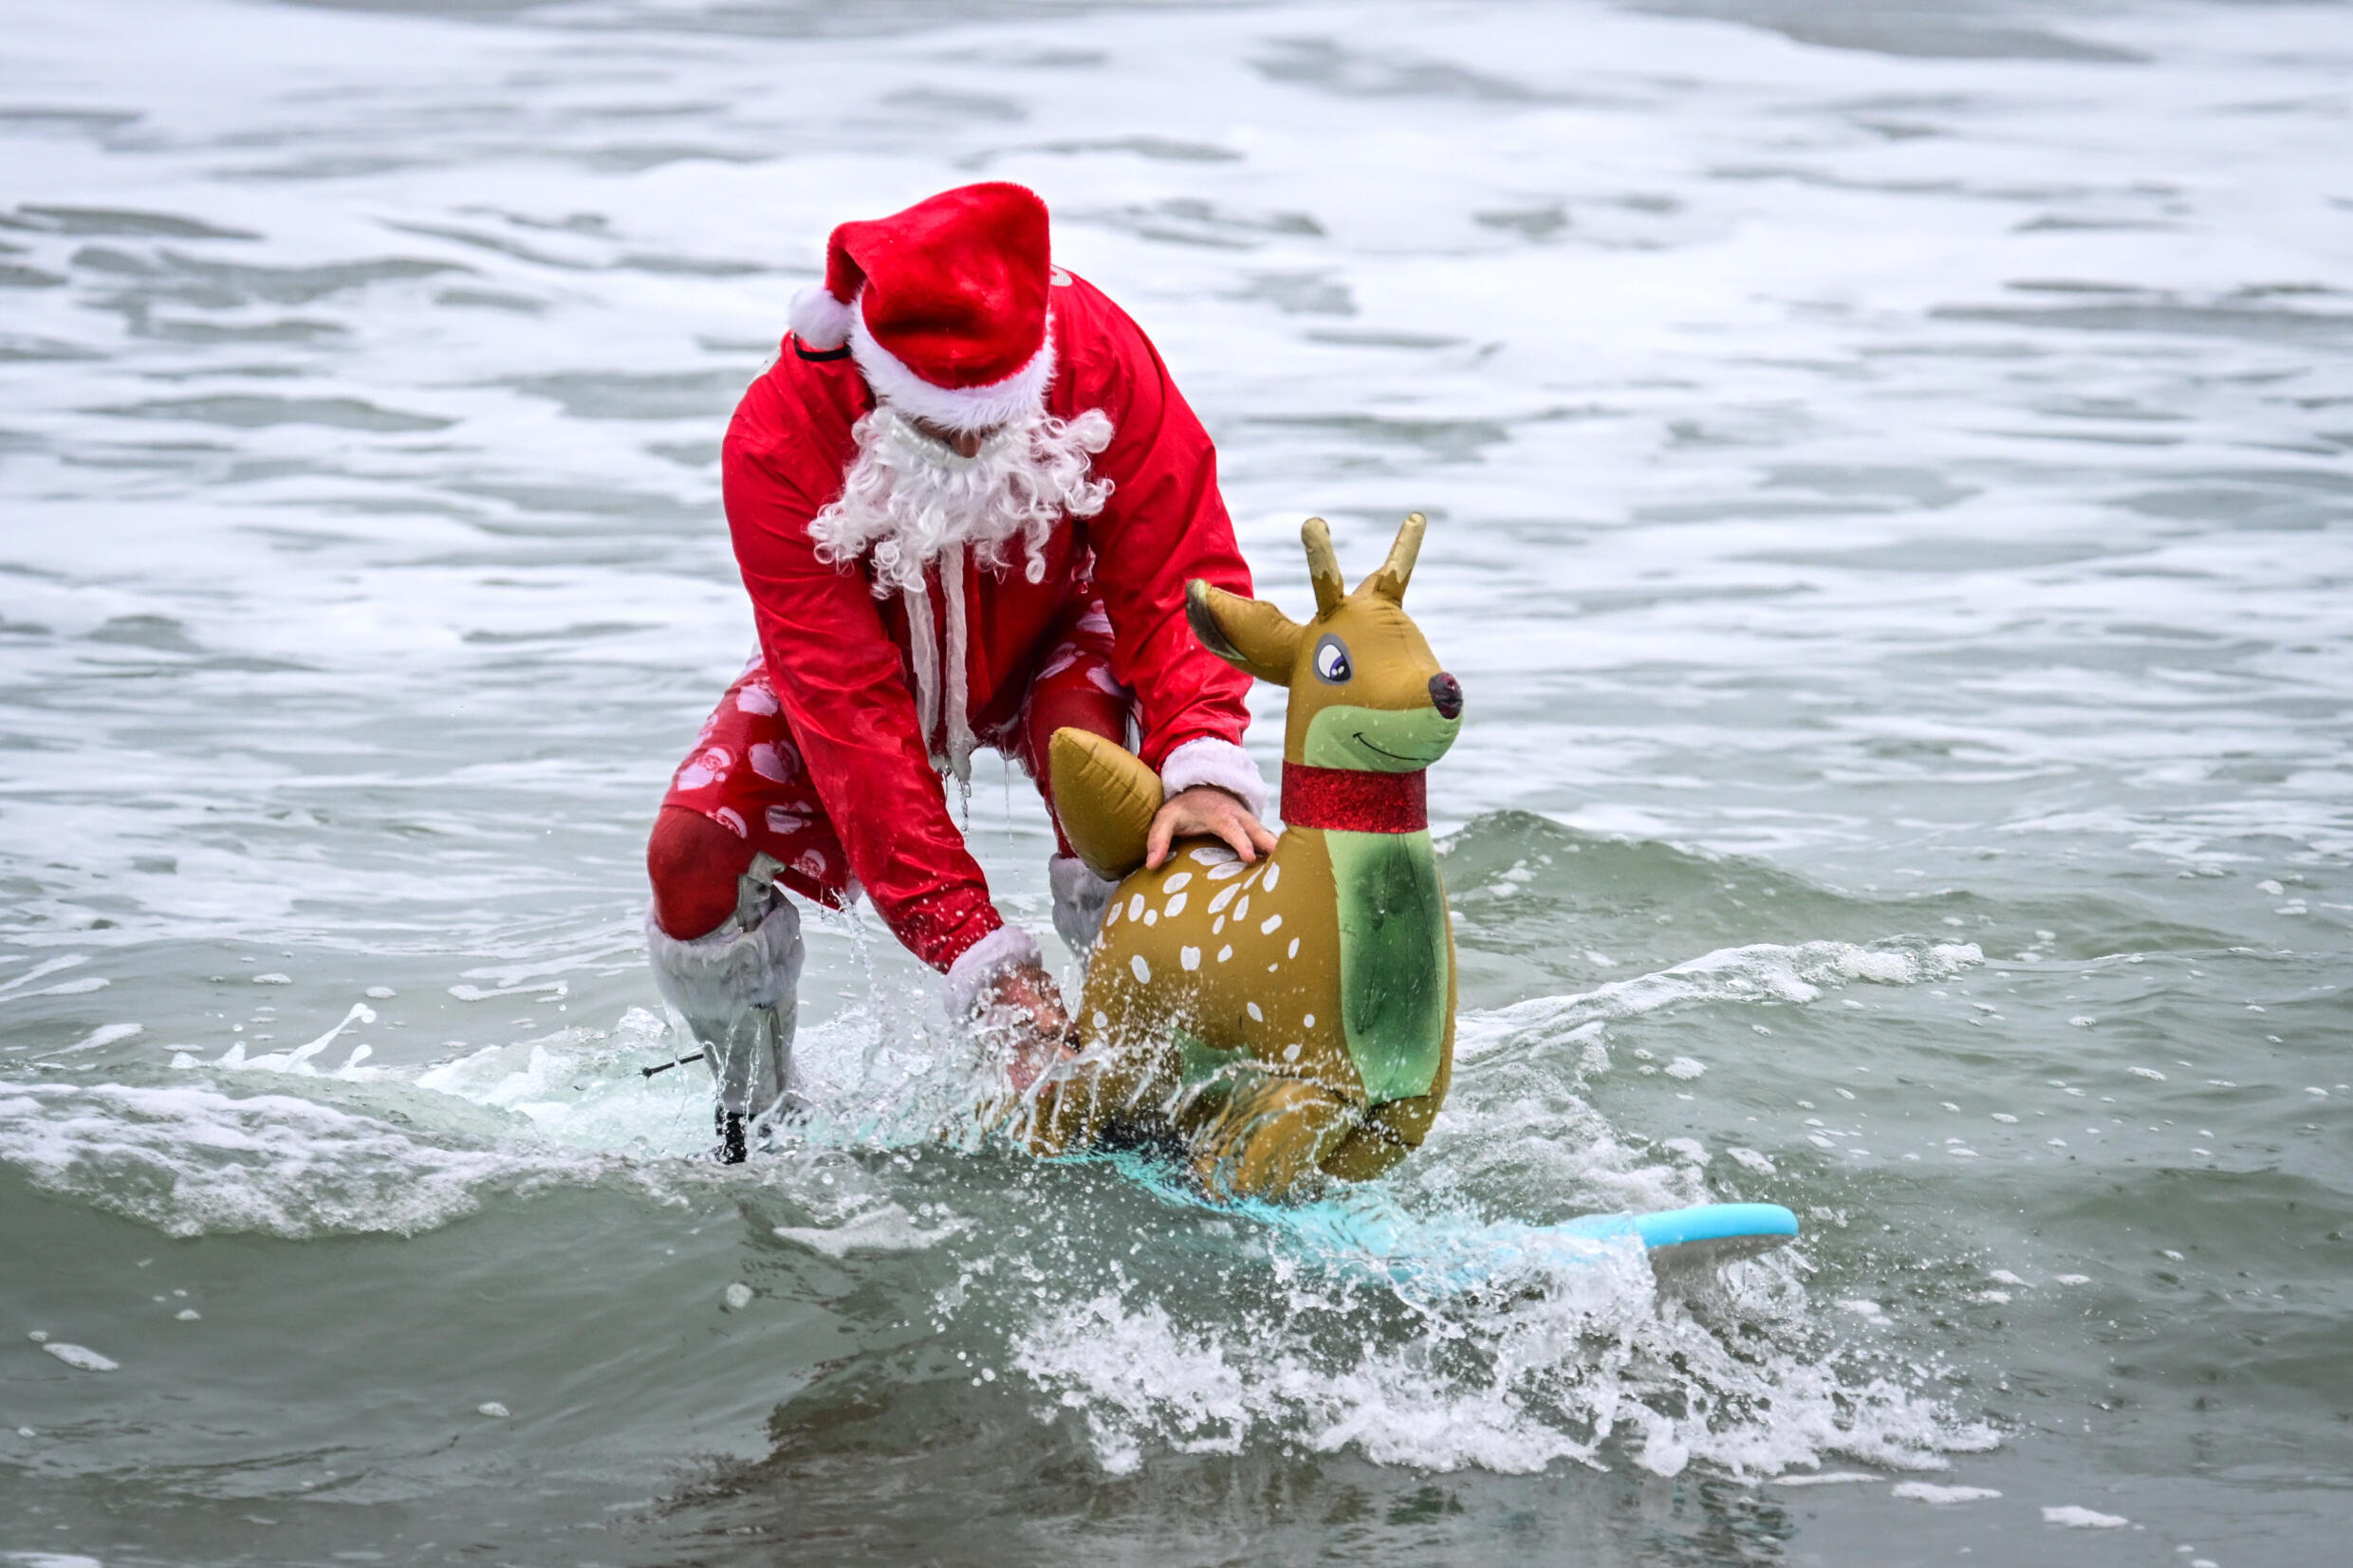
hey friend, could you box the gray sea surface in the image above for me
[2,0,2348,1562]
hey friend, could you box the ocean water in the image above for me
[1,0,2347,1562]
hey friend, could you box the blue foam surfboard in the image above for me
[1101,1153,1800,1285]
[1560,1202,1802,1272]
[1267,1197,1801,1286]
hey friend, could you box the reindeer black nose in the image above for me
[1429,672,1463,720]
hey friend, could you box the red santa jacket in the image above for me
[721,270,1255,976]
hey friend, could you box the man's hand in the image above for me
[976,958,1074,1093]
[1146,785,1278,871]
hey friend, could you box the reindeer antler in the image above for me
[1301,517,1345,617]
[1361,511,1426,602]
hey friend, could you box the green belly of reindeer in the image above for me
[1328,828,1449,1102]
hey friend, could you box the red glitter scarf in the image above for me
[1279,762,1428,834]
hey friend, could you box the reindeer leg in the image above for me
[1317,1118,1411,1181]
[1019,1060,1117,1156]
[1316,1090,1444,1179]
[1190,1075,1358,1202]
[1015,1008,1176,1158]
[1320,1016,1453,1181]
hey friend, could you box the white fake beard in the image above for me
[807,403,1116,596]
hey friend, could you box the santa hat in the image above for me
[787,183,1055,434]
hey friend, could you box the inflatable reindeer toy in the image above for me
[1017,512,1462,1201]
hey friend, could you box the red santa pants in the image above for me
[648,597,1131,941]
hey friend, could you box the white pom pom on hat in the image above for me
[787,285,857,352]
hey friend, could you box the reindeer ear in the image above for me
[1186,580,1304,686]
[1359,511,1426,602]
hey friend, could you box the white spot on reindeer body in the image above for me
[1180,947,1201,970]
[1304,1013,1316,1029]
[1247,1002,1263,1022]
[1104,902,1121,927]
[1127,894,1144,923]
[1261,913,1283,935]
[1213,916,1226,935]
[1263,863,1280,892]
[1093,1011,1107,1029]
[1288,937,1301,958]
[1163,872,1193,893]
[1130,955,1151,984]
[1217,945,1233,963]
[1208,885,1239,913]
[1144,909,1158,926]
[1164,892,1188,917]
[1208,860,1246,881]
[1234,895,1251,922]
[1283,1042,1302,1062]
[1191,845,1237,867]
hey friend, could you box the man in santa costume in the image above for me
[644,182,1275,1160]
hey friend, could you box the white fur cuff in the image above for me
[1160,736,1269,821]
[943,922,1043,1017]
[645,899,803,1015]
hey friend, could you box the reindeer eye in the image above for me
[1312,636,1352,685]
